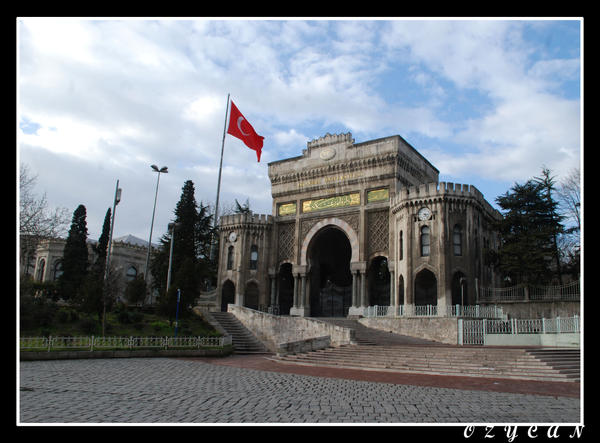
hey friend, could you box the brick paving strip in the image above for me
[187,354,580,399]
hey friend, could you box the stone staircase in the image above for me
[272,318,580,382]
[210,312,270,354]
[525,348,581,380]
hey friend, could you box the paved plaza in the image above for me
[18,357,581,424]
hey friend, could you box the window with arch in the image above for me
[399,230,403,261]
[126,266,137,281]
[420,226,430,257]
[249,244,258,270]
[36,258,46,281]
[453,224,463,256]
[53,260,63,281]
[227,245,234,270]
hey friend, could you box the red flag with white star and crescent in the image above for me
[226,100,264,162]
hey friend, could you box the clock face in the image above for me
[418,207,431,221]
[228,232,237,243]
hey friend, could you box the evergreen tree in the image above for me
[151,180,215,314]
[79,208,111,317]
[91,208,111,277]
[533,168,565,284]
[494,170,565,285]
[59,204,89,300]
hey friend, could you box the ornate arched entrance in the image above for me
[414,269,437,306]
[307,226,352,317]
[221,280,235,312]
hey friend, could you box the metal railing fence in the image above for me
[478,280,580,302]
[458,316,580,345]
[365,304,505,319]
[20,335,232,352]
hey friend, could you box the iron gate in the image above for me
[458,319,485,345]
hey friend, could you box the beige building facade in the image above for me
[26,236,154,304]
[216,133,502,317]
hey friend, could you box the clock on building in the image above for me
[418,207,432,221]
[228,232,238,243]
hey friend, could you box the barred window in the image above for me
[420,226,430,257]
[249,245,258,270]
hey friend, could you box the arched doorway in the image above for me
[451,272,468,306]
[308,226,352,317]
[244,281,259,310]
[278,263,294,315]
[368,256,390,306]
[221,280,235,312]
[414,269,437,306]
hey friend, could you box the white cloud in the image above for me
[17,18,581,238]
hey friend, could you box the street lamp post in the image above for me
[144,165,168,302]
[103,179,122,336]
[166,222,180,293]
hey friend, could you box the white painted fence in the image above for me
[478,280,580,302]
[20,335,232,352]
[365,304,505,319]
[458,316,580,346]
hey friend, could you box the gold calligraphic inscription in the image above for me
[297,171,364,189]
[302,193,360,213]
[278,202,297,216]
[367,188,389,203]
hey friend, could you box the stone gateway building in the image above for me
[216,133,502,318]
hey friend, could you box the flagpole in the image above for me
[211,93,230,260]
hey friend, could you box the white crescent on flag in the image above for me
[237,116,250,136]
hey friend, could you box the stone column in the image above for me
[292,273,299,308]
[360,270,367,307]
[270,274,277,307]
[348,262,367,317]
[300,274,310,315]
[351,270,358,307]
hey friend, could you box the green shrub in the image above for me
[117,310,131,324]
[80,318,98,334]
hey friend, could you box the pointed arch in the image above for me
[300,217,359,266]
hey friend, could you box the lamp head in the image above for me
[151,164,168,173]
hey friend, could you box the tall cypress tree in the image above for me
[59,204,89,300]
[92,208,111,277]
[151,180,215,316]
[79,208,111,317]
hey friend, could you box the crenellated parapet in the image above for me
[391,181,501,220]
[306,132,354,150]
[219,212,274,233]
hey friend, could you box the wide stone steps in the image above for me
[270,318,580,382]
[274,345,580,382]
[525,349,580,378]
[210,312,270,354]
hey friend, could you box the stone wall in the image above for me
[479,301,580,319]
[228,305,354,353]
[358,316,459,345]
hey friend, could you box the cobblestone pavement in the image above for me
[19,358,581,424]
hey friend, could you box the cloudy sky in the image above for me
[17,18,582,243]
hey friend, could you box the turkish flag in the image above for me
[227,101,264,162]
